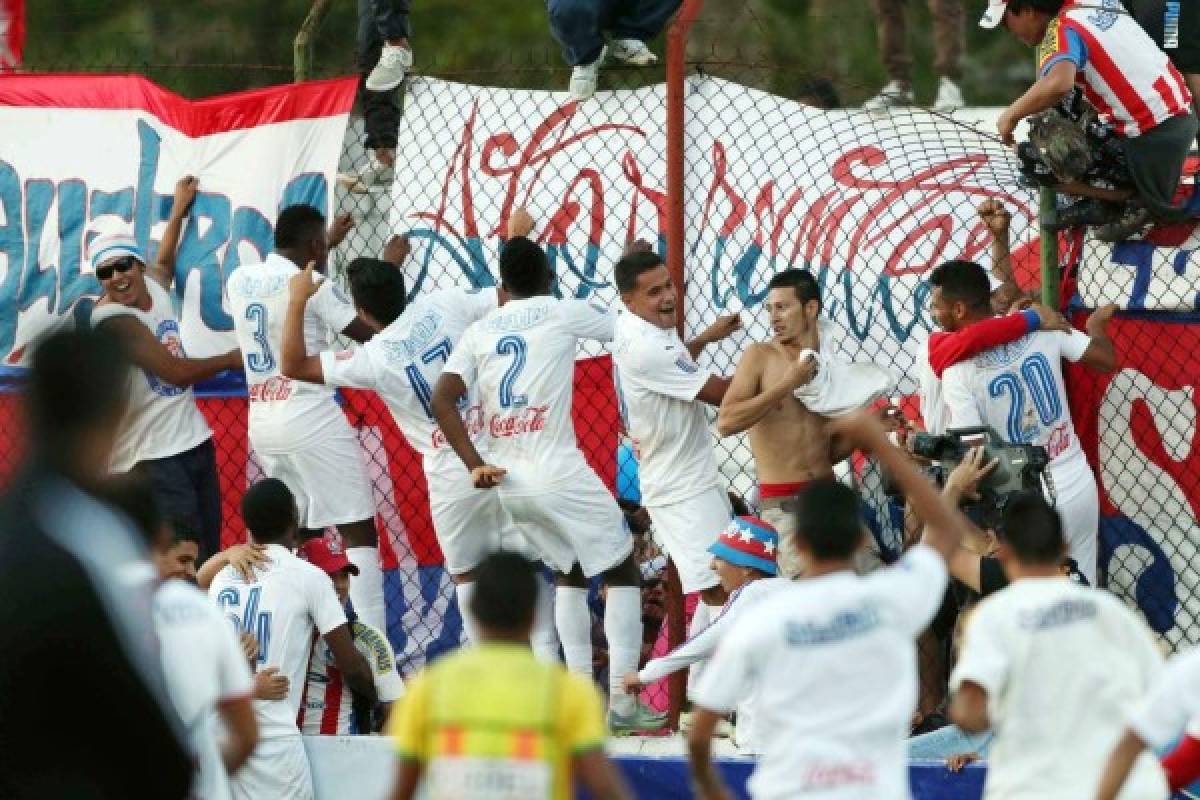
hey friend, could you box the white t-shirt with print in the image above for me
[298,618,404,735]
[209,544,348,740]
[226,253,358,453]
[1131,645,1200,749]
[91,278,212,472]
[318,287,498,497]
[612,308,719,508]
[443,295,615,494]
[691,545,948,799]
[155,578,254,800]
[950,578,1167,800]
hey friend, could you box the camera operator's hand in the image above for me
[943,447,998,504]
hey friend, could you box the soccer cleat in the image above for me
[569,46,607,102]
[608,38,658,66]
[932,77,964,113]
[337,150,395,194]
[365,44,412,92]
[863,81,915,114]
[608,701,668,735]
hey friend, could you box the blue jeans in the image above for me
[547,0,682,66]
[908,725,994,760]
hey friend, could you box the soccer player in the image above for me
[296,536,404,735]
[431,233,659,732]
[934,259,1118,583]
[688,409,973,800]
[279,215,555,654]
[209,478,376,800]
[622,516,785,754]
[949,492,1167,799]
[611,246,741,640]
[387,551,631,800]
[88,176,242,563]
[226,205,388,635]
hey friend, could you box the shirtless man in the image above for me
[717,269,841,577]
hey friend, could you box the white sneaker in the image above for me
[933,77,964,113]
[609,38,657,66]
[365,44,412,92]
[863,80,915,114]
[569,46,606,101]
[337,150,395,194]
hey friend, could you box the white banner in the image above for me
[0,75,357,363]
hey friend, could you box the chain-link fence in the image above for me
[4,0,1199,738]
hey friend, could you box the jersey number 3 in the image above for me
[216,586,272,665]
[244,303,275,374]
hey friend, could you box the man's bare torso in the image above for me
[748,341,834,484]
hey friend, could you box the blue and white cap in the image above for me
[708,516,780,576]
[88,229,144,272]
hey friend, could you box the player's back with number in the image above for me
[210,543,348,740]
[446,294,615,484]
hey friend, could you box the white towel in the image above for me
[793,348,898,417]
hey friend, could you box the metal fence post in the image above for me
[294,0,334,83]
[1039,186,1060,308]
[664,0,704,732]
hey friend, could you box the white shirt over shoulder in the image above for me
[950,577,1167,800]
[443,294,615,494]
[155,578,254,800]
[318,287,498,496]
[226,253,358,453]
[692,544,949,799]
[611,308,720,507]
[1131,645,1200,750]
[90,278,212,472]
[209,543,348,740]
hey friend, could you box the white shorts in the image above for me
[430,486,515,576]
[1050,459,1100,585]
[647,487,731,594]
[252,416,375,530]
[230,735,313,800]
[498,467,631,577]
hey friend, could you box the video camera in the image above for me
[904,426,1051,531]
[1016,89,1129,190]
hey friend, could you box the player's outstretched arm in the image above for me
[97,316,241,387]
[281,261,327,384]
[716,344,814,437]
[147,176,198,290]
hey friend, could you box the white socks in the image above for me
[605,586,643,717]
[555,587,593,677]
[454,581,481,646]
[530,579,560,663]
[346,546,386,634]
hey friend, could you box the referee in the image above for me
[0,329,192,799]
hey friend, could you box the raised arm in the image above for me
[1079,303,1119,374]
[977,199,1024,310]
[97,316,241,387]
[716,344,815,437]
[147,176,198,289]
[281,262,326,384]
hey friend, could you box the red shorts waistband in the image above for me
[759,481,812,500]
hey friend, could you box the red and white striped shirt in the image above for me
[297,618,404,735]
[1037,0,1192,137]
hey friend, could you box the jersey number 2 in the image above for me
[496,335,528,409]
[216,586,272,665]
[244,303,275,374]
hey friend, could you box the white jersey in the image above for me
[691,545,948,800]
[227,254,358,453]
[209,544,347,740]
[916,335,950,437]
[951,578,1167,800]
[91,278,212,472]
[318,287,498,495]
[443,295,615,493]
[942,330,1091,470]
[155,579,254,800]
[612,309,720,507]
[1130,645,1200,750]
[298,618,404,735]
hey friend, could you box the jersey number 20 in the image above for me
[987,353,1062,443]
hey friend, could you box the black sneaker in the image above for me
[1094,205,1152,243]
[1046,199,1121,230]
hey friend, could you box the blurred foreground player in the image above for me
[0,329,192,798]
[689,409,972,800]
[388,552,631,800]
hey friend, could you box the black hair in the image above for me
[274,204,326,250]
[999,491,1065,565]
[28,327,129,448]
[1006,0,1066,16]
[791,479,864,560]
[97,472,165,549]
[498,236,552,298]
[614,250,666,293]
[767,268,822,312]
[469,551,539,633]
[167,518,202,548]
[346,257,407,326]
[240,478,298,545]
[928,259,992,313]
[795,76,842,110]
[728,491,751,518]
